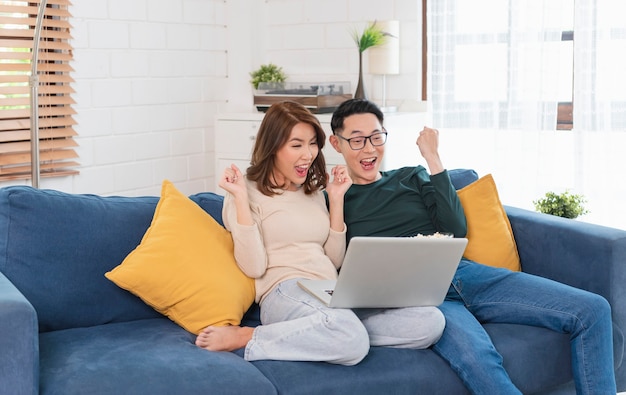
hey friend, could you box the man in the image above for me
[328,98,616,395]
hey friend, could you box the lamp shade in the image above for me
[368,20,400,75]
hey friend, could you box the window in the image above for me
[0,0,77,181]
[426,0,626,132]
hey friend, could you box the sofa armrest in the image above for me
[0,271,38,395]
[505,205,626,323]
[505,206,626,295]
[506,205,626,387]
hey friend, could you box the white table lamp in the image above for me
[368,20,400,112]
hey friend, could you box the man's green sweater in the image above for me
[343,167,467,242]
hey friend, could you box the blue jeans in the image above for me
[432,259,616,395]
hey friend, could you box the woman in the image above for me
[196,101,445,365]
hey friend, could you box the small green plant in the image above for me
[533,190,589,219]
[249,63,287,90]
[351,21,389,53]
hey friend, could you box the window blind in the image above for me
[0,0,78,181]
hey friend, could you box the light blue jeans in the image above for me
[433,259,616,395]
[244,278,445,366]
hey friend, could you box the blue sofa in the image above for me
[1,169,625,395]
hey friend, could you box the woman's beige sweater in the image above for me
[222,179,346,304]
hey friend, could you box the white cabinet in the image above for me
[214,116,261,185]
[214,111,430,191]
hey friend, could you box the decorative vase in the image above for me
[354,51,366,99]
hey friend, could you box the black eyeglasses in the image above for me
[336,131,388,150]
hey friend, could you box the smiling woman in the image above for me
[271,121,320,191]
[245,101,329,196]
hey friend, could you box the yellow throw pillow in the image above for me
[457,174,521,271]
[105,180,255,334]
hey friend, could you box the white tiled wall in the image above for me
[69,0,231,196]
[2,0,226,196]
[4,0,422,198]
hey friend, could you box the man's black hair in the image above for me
[330,99,384,134]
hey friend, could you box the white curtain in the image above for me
[574,0,626,131]
[428,0,626,132]
[426,0,626,229]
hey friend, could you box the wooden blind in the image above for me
[0,0,78,181]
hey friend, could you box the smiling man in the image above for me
[328,98,616,395]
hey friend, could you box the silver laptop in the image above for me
[298,236,468,308]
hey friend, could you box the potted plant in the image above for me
[249,63,287,90]
[533,190,589,219]
[351,21,389,99]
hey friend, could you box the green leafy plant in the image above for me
[351,21,389,53]
[351,21,393,99]
[533,190,589,219]
[249,63,287,90]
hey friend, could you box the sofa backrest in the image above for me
[448,168,478,190]
[0,186,224,333]
[0,169,476,333]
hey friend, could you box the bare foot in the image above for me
[195,325,254,352]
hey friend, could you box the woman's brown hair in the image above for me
[247,101,328,196]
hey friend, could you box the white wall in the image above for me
[2,0,421,197]
[3,0,624,229]
[3,0,230,196]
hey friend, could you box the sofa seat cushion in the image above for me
[245,324,572,395]
[39,318,276,395]
[251,347,468,394]
[484,323,572,394]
